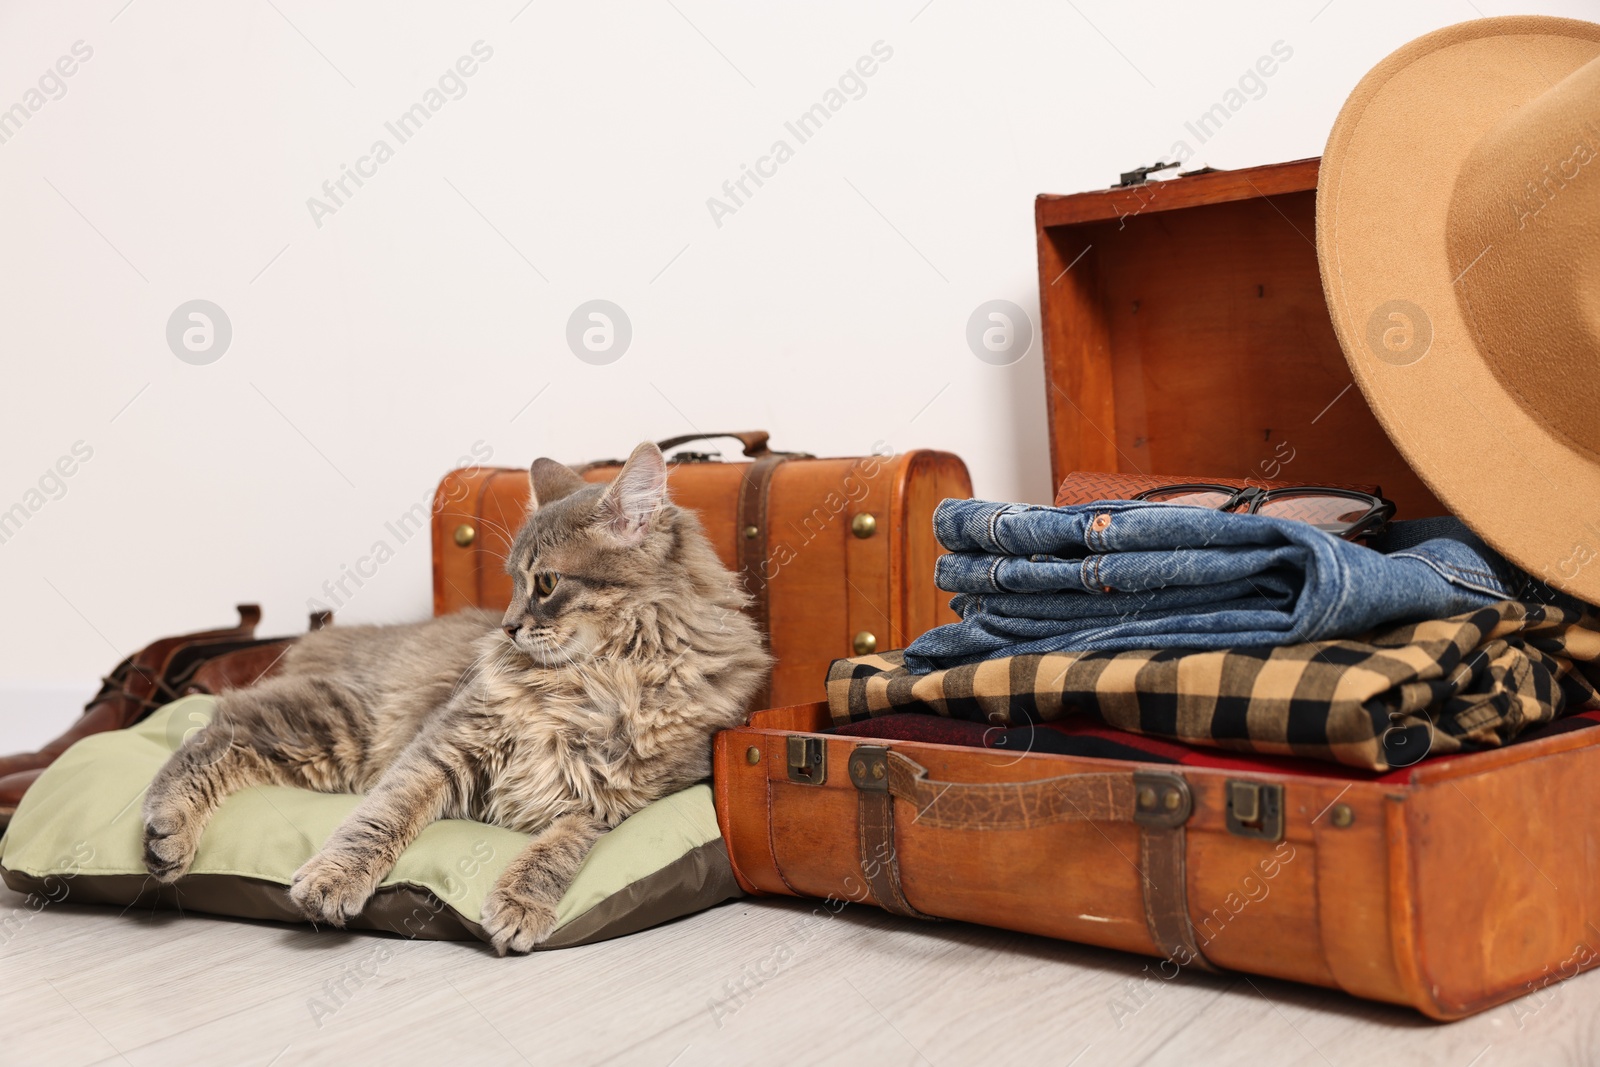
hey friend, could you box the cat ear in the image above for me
[527,458,588,512]
[596,442,668,543]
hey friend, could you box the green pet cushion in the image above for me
[0,696,741,948]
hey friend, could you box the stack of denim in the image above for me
[903,498,1565,674]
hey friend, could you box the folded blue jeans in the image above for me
[902,499,1566,673]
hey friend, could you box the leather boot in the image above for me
[0,606,266,782]
[0,635,302,831]
[180,638,298,696]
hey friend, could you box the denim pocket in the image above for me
[1388,544,1523,601]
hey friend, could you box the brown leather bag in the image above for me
[431,432,973,708]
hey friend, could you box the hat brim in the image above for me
[1318,16,1600,603]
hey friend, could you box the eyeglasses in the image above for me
[1131,483,1395,540]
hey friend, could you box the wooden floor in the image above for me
[2,887,1596,1066]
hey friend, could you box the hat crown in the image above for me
[1448,53,1600,459]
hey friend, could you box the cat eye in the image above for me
[533,572,559,597]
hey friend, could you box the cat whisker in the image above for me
[471,515,519,540]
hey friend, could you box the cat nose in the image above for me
[502,623,520,639]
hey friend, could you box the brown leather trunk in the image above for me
[714,702,1600,1021]
[430,434,972,708]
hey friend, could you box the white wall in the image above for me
[0,0,1590,748]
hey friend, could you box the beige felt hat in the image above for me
[1317,15,1600,604]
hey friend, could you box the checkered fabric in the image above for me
[826,600,1600,771]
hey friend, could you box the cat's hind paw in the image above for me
[480,886,559,955]
[289,851,380,927]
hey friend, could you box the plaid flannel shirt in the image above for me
[826,600,1600,772]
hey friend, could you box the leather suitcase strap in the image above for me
[847,747,1218,970]
[853,753,938,921]
[1138,824,1212,972]
[735,453,790,707]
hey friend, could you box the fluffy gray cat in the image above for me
[141,442,771,953]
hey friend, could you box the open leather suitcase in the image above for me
[431,432,973,707]
[714,699,1600,1021]
[710,160,1600,1019]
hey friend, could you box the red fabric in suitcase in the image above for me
[830,709,1600,785]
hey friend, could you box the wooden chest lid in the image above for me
[1035,158,1443,517]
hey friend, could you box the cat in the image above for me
[141,442,771,953]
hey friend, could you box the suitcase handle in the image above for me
[654,430,772,458]
[579,431,781,471]
[880,749,1192,830]
[851,746,1214,971]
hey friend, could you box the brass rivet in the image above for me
[1163,790,1181,811]
[851,513,878,539]
[852,761,866,779]
[852,631,877,656]
[453,523,476,547]
[1092,513,1112,532]
[871,763,885,780]
[1138,786,1157,809]
[743,525,760,539]
[1330,804,1355,829]
[745,746,760,765]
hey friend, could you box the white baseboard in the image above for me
[0,682,98,754]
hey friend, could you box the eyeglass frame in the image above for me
[1129,482,1396,541]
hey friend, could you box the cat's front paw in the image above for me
[142,804,201,883]
[289,850,381,927]
[480,885,560,956]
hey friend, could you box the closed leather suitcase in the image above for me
[430,432,973,707]
[712,701,1600,1020]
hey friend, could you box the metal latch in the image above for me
[1225,780,1284,841]
[1115,160,1181,187]
[1113,162,1218,188]
[786,736,826,786]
